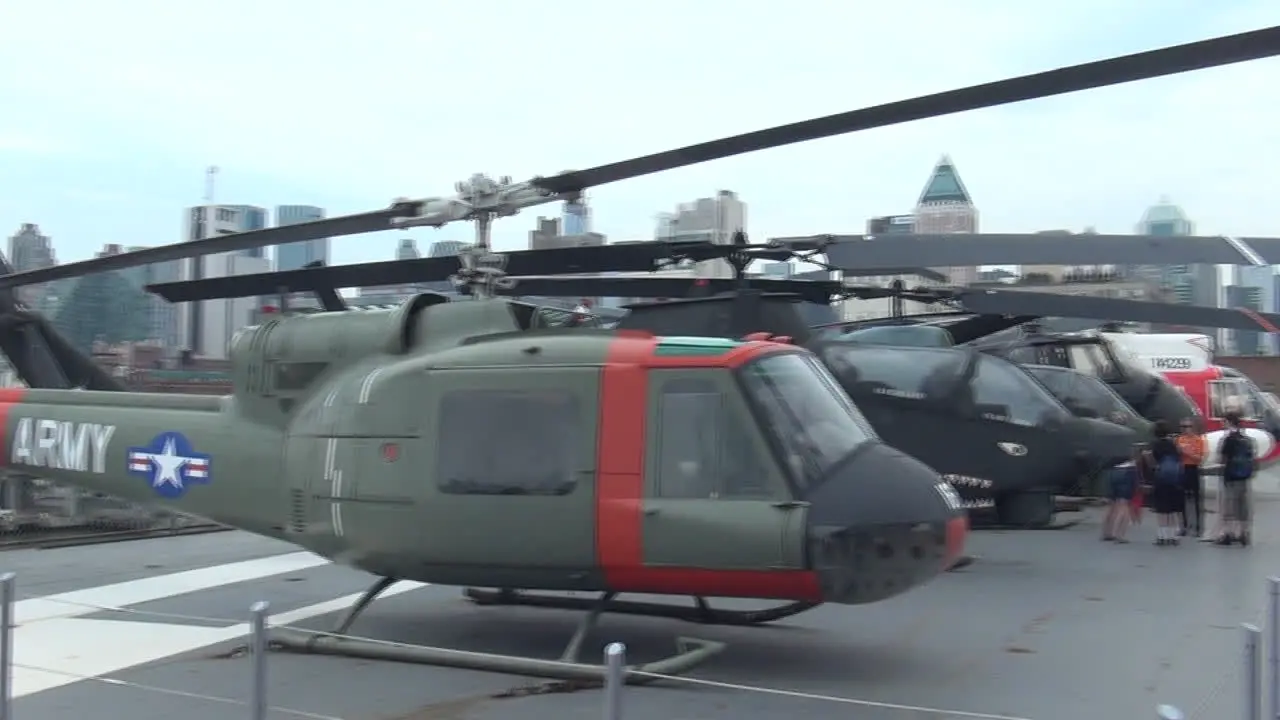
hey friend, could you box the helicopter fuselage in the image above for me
[809,341,1137,524]
[0,326,965,608]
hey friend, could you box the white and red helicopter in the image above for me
[1103,331,1280,476]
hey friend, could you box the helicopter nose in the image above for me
[802,441,965,606]
[1069,417,1141,474]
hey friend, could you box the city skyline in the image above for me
[1,2,1276,266]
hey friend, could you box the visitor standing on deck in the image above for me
[1149,420,1184,546]
[1175,418,1207,538]
[1102,442,1145,544]
[1217,411,1255,547]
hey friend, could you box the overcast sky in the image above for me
[1,0,1277,267]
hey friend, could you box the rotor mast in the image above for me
[389,173,578,299]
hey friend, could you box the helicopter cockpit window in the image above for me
[819,345,965,403]
[1005,346,1041,365]
[738,352,875,491]
[1068,343,1123,382]
[1207,378,1260,420]
[1087,343,1122,381]
[436,389,580,496]
[652,377,771,499]
[969,355,1069,427]
[1024,365,1138,423]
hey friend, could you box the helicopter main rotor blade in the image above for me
[534,27,1280,194]
[504,276,845,304]
[7,27,1277,293]
[821,233,1261,270]
[0,203,423,291]
[147,242,709,303]
[954,288,1280,332]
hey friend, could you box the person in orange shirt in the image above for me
[1175,417,1208,537]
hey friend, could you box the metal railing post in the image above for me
[0,572,14,720]
[603,642,625,720]
[1270,578,1280,720]
[1247,623,1263,720]
[250,601,269,720]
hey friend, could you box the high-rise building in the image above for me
[178,205,271,359]
[528,216,607,251]
[420,240,466,295]
[398,238,421,260]
[126,244,181,350]
[758,262,793,279]
[429,240,465,258]
[51,244,154,353]
[865,215,916,235]
[6,223,57,306]
[358,238,427,303]
[562,198,591,236]
[914,156,978,286]
[223,206,268,257]
[1133,198,1221,340]
[655,190,746,279]
[274,205,329,271]
[1229,265,1278,355]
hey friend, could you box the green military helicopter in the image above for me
[0,26,1274,680]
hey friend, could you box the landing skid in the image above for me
[464,588,820,626]
[269,578,725,683]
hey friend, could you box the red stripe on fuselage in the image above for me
[0,387,28,467]
[596,338,821,601]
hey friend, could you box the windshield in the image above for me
[738,352,876,490]
[1024,365,1140,423]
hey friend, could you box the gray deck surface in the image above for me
[9,488,1279,720]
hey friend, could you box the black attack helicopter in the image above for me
[0,25,1276,677]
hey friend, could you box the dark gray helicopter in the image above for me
[818,307,1201,440]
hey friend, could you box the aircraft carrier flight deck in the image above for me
[7,479,1279,720]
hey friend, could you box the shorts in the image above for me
[1222,481,1251,523]
[1152,483,1183,515]
[1107,466,1135,501]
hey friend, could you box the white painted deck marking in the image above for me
[14,551,328,625]
[10,552,424,698]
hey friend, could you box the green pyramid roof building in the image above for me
[916,154,972,206]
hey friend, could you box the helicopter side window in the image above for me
[652,377,771,499]
[970,355,1068,427]
[436,389,580,496]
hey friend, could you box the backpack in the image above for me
[1154,454,1182,486]
[1225,431,1256,481]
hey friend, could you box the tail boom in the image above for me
[0,387,282,533]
